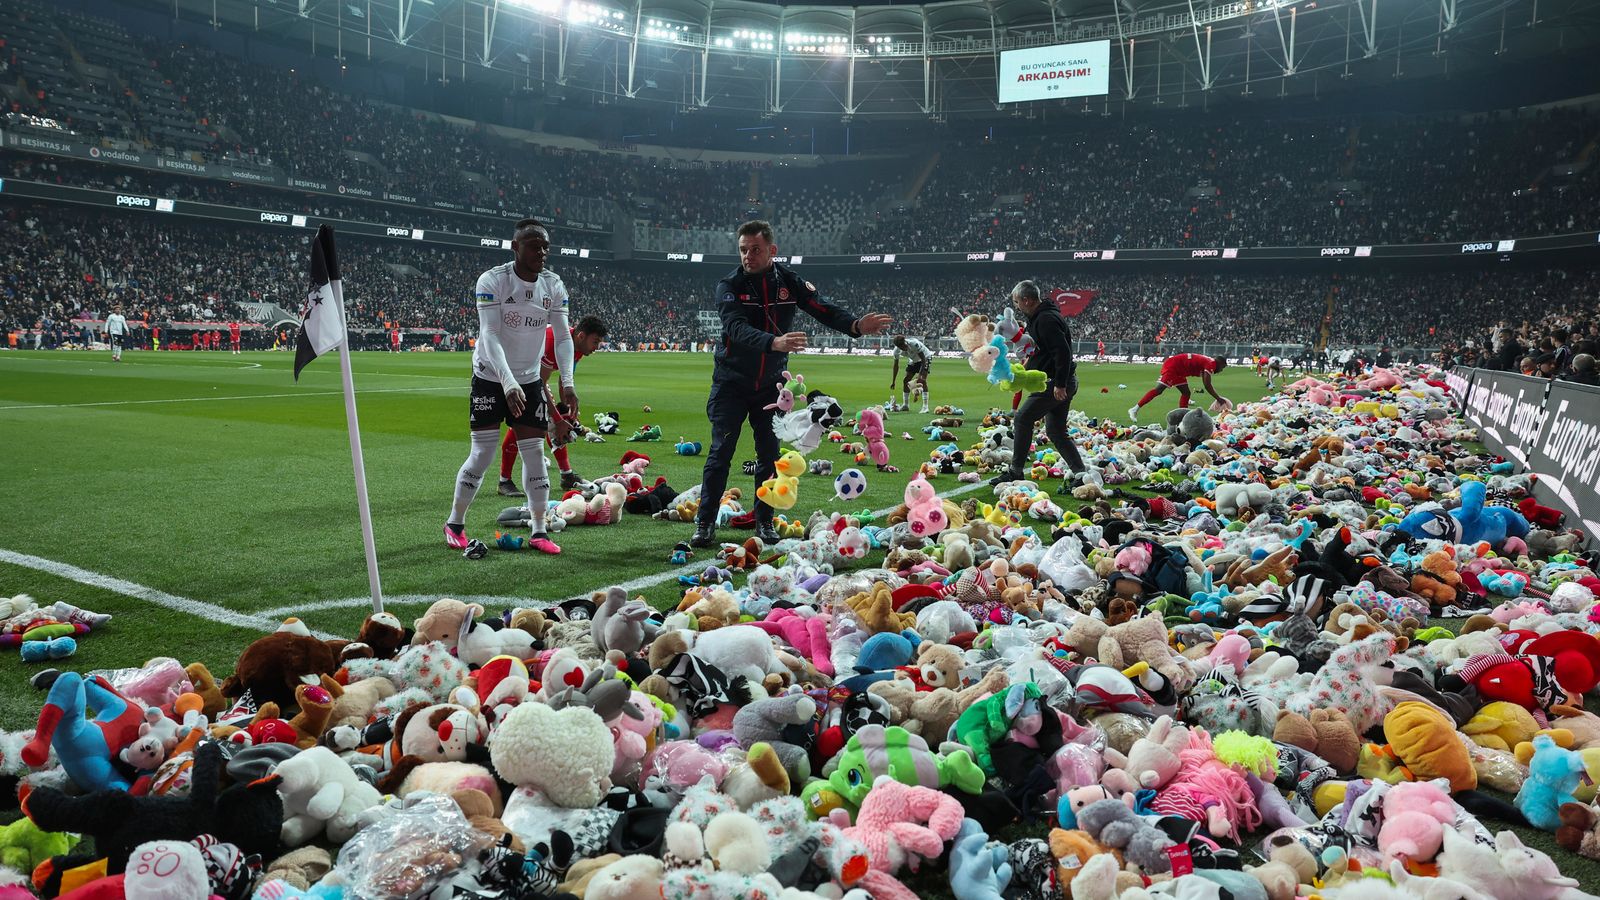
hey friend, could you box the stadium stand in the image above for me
[4,0,1598,256]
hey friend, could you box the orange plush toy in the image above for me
[1409,551,1462,607]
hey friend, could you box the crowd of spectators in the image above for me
[8,202,1597,374]
[6,0,1598,255]
[854,108,1600,252]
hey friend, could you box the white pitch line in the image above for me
[262,478,997,617]
[0,548,344,640]
[0,385,457,411]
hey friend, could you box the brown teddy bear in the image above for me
[1273,708,1360,773]
[1065,615,1194,693]
[221,619,339,708]
[509,607,554,642]
[843,583,916,635]
[332,612,410,662]
[870,663,1008,739]
[1410,550,1462,606]
[184,662,228,719]
[411,599,481,649]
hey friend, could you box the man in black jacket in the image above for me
[690,221,892,548]
[990,280,1087,494]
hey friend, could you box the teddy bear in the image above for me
[869,666,1009,741]
[492,701,615,810]
[334,611,409,661]
[844,582,917,635]
[275,745,384,845]
[1066,614,1195,694]
[221,619,340,709]
[1410,550,1463,607]
[1272,708,1360,773]
[409,599,479,649]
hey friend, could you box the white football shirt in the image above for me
[471,262,573,387]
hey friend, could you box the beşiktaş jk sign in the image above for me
[997,40,1111,104]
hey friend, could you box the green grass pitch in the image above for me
[4,347,1598,889]
[0,348,1266,725]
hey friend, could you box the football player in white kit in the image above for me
[890,335,933,413]
[104,306,130,362]
[444,219,578,555]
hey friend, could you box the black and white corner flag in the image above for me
[294,224,347,381]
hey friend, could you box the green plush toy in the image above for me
[0,816,80,873]
[811,724,985,819]
[954,682,1043,776]
[998,370,1049,394]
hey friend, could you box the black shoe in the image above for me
[755,522,781,545]
[560,470,586,490]
[498,478,524,497]
[690,522,717,548]
[988,472,1020,487]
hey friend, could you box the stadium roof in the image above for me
[152,0,1600,117]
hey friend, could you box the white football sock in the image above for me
[518,437,550,534]
[449,430,499,524]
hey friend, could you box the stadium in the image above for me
[3,0,1600,893]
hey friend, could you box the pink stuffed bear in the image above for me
[830,775,966,900]
[1377,780,1457,863]
[904,475,947,538]
[859,408,892,470]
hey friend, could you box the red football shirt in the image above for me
[229,323,241,340]
[540,326,589,371]
[1160,353,1218,383]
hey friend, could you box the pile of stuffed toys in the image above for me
[8,363,1600,900]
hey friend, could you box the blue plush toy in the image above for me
[1392,504,1463,544]
[1516,733,1587,831]
[1450,480,1530,550]
[984,336,1014,385]
[949,817,1012,900]
[854,629,921,673]
[675,437,703,456]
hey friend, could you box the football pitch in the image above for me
[0,349,1273,728]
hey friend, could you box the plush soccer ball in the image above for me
[834,468,868,501]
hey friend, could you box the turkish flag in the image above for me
[1049,288,1098,317]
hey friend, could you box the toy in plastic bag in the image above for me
[91,657,191,709]
[1467,742,1527,795]
[332,794,491,899]
[1038,539,1097,593]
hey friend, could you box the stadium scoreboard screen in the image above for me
[997,40,1112,104]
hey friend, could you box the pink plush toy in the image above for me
[608,690,664,787]
[1207,633,1251,676]
[753,608,835,677]
[1114,544,1152,576]
[1148,728,1260,841]
[642,740,729,795]
[859,408,891,468]
[1377,780,1457,863]
[904,474,947,537]
[830,776,966,900]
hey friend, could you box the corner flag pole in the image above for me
[294,225,383,614]
[336,331,384,614]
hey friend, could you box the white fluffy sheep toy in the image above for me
[274,745,384,846]
[492,701,615,812]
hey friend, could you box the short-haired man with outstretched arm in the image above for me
[443,219,578,556]
[689,220,892,549]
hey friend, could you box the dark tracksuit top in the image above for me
[697,262,863,526]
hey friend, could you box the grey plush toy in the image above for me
[1165,407,1215,446]
[591,586,660,656]
[1075,798,1177,875]
[731,694,817,781]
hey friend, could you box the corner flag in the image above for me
[294,224,347,380]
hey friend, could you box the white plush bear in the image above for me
[274,745,383,845]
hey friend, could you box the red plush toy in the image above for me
[1518,497,1566,530]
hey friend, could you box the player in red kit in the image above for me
[1095,340,1106,365]
[498,315,608,495]
[390,329,402,353]
[229,321,242,354]
[1128,352,1231,421]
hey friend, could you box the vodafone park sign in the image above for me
[997,40,1111,104]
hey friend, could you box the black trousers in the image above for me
[696,380,781,527]
[1004,386,1085,479]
